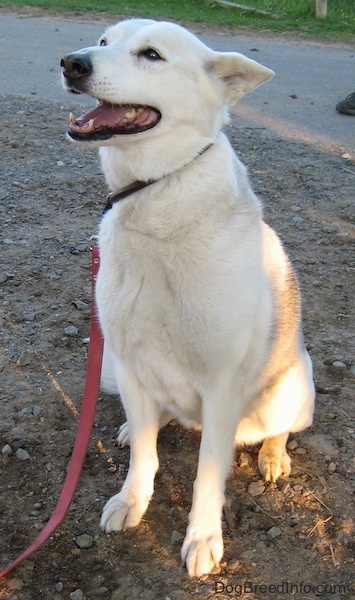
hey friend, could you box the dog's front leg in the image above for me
[181,382,241,578]
[100,370,160,533]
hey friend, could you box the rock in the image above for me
[97,587,109,596]
[267,526,282,540]
[327,462,337,473]
[15,448,30,460]
[332,360,347,369]
[7,577,24,590]
[72,299,90,310]
[23,313,35,322]
[50,270,63,280]
[55,582,64,592]
[2,444,13,456]
[248,480,265,497]
[64,325,79,336]
[75,533,94,549]
[287,439,298,451]
[16,350,32,366]
[240,549,255,560]
[33,405,41,417]
[238,452,252,467]
[228,558,240,571]
[69,590,84,600]
[170,530,184,544]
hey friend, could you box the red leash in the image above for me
[0,240,103,579]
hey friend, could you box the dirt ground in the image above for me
[0,92,354,600]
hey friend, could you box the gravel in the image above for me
[0,93,354,599]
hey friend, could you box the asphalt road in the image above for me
[0,13,354,154]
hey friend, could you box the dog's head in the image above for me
[61,19,273,149]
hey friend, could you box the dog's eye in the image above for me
[99,38,107,47]
[139,48,164,61]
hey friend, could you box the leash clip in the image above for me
[88,235,99,251]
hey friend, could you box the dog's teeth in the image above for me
[69,112,75,124]
[125,108,137,119]
[82,118,95,131]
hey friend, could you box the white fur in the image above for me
[63,19,315,578]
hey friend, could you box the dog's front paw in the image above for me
[181,529,223,578]
[100,489,150,532]
[258,438,291,482]
[117,422,130,447]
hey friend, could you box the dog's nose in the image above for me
[61,53,93,80]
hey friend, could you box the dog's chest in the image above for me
[96,225,209,413]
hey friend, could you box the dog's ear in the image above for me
[208,52,274,103]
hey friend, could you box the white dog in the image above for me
[61,19,315,578]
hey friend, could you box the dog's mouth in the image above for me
[68,101,161,141]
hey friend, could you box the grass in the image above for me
[1,0,354,42]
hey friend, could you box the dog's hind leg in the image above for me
[258,432,291,482]
[100,368,160,532]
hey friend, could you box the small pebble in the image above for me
[33,405,41,417]
[2,444,13,456]
[328,462,337,473]
[75,533,94,549]
[16,350,31,367]
[170,530,184,544]
[287,439,298,451]
[248,480,265,497]
[267,526,282,540]
[332,361,347,369]
[294,447,307,455]
[64,325,79,337]
[23,313,35,322]
[7,577,24,590]
[238,452,252,467]
[15,448,30,461]
[55,582,64,592]
[72,299,90,310]
[228,558,240,570]
[240,549,255,560]
[69,590,84,600]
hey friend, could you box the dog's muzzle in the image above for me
[61,51,161,141]
[61,52,93,89]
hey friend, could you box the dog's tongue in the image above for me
[69,101,158,134]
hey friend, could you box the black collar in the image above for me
[103,143,213,214]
